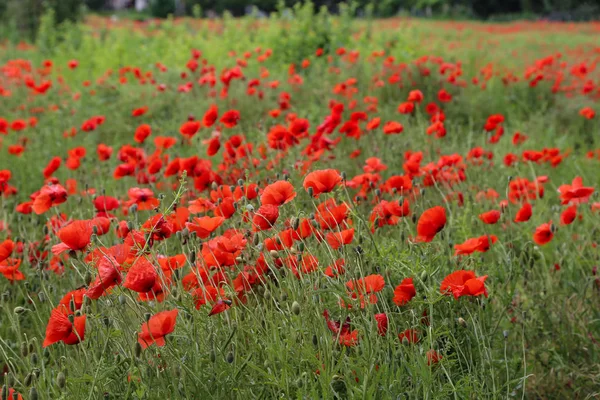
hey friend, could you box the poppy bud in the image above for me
[225,351,234,363]
[281,292,288,302]
[1,384,7,400]
[331,375,346,394]
[56,372,66,389]
[245,204,254,212]
[211,182,218,190]
[458,317,467,327]
[312,334,318,346]
[235,257,243,263]
[144,313,151,322]
[297,242,305,252]
[14,306,26,315]
[252,234,260,246]
[84,271,92,286]
[307,187,314,197]
[375,189,381,197]
[550,224,557,233]
[158,193,165,200]
[30,353,39,366]
[411,214,417,224]
[38,292,46,303]
[129,204,138,214]
[232,202,238,210]
[134,342,142,358]
[269,250,278,257]
[29,387,38,400]
[263,289,271,300]
[189,250,196,264]
[127,221,134,231]
[20,342,28,357]
[28,342,34,354]
[503,330,509,339]
[209,348,216,363]
[24,372,33,386]
[291,301,301,315]
[341,171,347,180]
[118,295,126,305]
[103,316,111,327]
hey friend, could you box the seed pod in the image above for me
[291,301,301,315]
[226,352,234,364]
[188,250,196,264]
[312,335,318,346]
[458,317,467,328]
[503,330,509,339]
[307,187,314,197]
[30,353,38,366]
[23,373,33,387]
[56,372,66,389]
[20,342,28,357]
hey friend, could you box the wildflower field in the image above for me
[1,9,600,399]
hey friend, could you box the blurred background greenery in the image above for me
[1,0,599,42]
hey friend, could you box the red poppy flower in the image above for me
[533,221,554,245]
[375,313,388,336]
[131,106,148,117]
[134,124,152,143]
[454,235,497,255]
[138,309,179,349]
[261,180,296,206]
[186,216,225,239]
[0,239,14,263]
[203,104,218,127]
[179,121,201,139]
[43,305,85,347]
[220,110,240,128]
[0,258,24,281]
[253,204,280,231]
[325,228,355,249]
[440,270,488,299]
[393,277,416,306]
[415,206,447,242]
[347,274,385,295]
[124,257,158,293]
[560,205,577,225]
[427,349,442,365]
[42,157,60,178]
[398,329,419,344]
[86,255,123,299]
[32,184,68,214]
[303,169,342,197]
[558,176,594,205]
[383,121,404,135]
[51,220,93,255]
[514,202,532,223]
[128,188,160,211]
[479,210,501,224]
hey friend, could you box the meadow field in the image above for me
[0,8,599,399]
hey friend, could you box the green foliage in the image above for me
[150,0,176,18]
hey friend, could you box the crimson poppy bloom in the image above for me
[415,206,447,242]
[43,305,86,347]
[558,176,594,205]
[303,169,342,197]
[138,309,179,348]
[454,235,497,255]
[393,277,416,306]
[560,205,577,225]
[398,329,419,344]
[32,184,68,214]
[325,228,355,249]
[220,110,240,128]
[533,221,554,245]
[51,220,93,255]
[186,216,225,238]
[253,204,280,231]
[479,210,501,224]
[179,120,201,139]
[260,180,296,206]
[514,202,532,223]
[124,257,158,293]
[134,124,152,143]
[374,313,388,336]
[0,239,14,263]
[440,270,488,299]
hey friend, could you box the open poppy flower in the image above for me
[138,309,179,348]
[52,220,94,255]
[325,228,355,249]
[260,180,296,206]
[533,221,554,245]
[32,184,68,214]
[0,239,14,263]
[43,305,86,347]
[303,169,342,197]
[454,235,497,255]
[514,202,532,223]
[393,277,416,306]
[0,258,24,281]
[440,270,488,299]
[252,204,280,231]
[558,176,594,205]
[124,257,158,293]
[415,206,447,242]
[186,216,225,239]
[479,210,501,224]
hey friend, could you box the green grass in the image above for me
[0,10,600,400]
